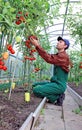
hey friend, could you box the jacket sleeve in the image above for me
[36,45,70,72]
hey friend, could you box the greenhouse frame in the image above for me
[0,0,82,130]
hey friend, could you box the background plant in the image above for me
[0,0,60,92]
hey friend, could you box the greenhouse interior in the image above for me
[0,0,82,130]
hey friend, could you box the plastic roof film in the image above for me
[41,0,82,52]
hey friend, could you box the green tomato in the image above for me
[10,7,16,13]
[15,36,22,42]
[5,2,10,6]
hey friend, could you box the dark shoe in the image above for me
[55,93,65,106]
[54,102,62,106]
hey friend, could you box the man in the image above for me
[30,36,72,106]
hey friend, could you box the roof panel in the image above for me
[41,0,82,51]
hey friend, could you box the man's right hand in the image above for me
[30,37,40,47]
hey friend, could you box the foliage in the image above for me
[0,0,60,66]
[0,0,60,36]
[66,1,82,48]
[66,1,82,84]
[0,0,61,85]
[68,50,82,84]
[72,106,82,115]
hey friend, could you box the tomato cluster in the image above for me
[0,59,7,71]
[15,11,28,25]
[25,35,38,49]
[0,44,15,71]
[24,35,38,61]
[25,40,31,48]
[24,56,36,61]
[33,68,40,73]
[7,44,15,54]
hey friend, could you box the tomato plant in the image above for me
[0,0,60,94]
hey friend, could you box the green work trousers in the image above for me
[32,66,68,103]
[32,81,66,103]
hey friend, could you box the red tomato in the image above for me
[29,57,36,61]
[25,40,30,44]
[33,68,40,72]
[18,11,22,14]
[10,49,15,54]
[7,44,12,51]
[0,65,3,69]
[25,40,31,48]
[2,66,7,71]
[24,56,36,61]
[79,66,82,69]
[79,62,82,69]
[31,49,36,53]
[24,12,28,17]
[0,61,4,65]
[19,16,25,22]
[0,58,3,61]
[15,20,21,25]
[30,49,36,55]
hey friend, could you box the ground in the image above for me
[0,82,82,130]
[68,82,82,97]
[0,87,42,130]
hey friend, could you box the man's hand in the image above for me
[30,37,40,47]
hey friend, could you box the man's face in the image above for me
[56,40,67,50]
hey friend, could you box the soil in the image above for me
[0,82,82,130]
[0,87,42,130]
[68,82,82,97]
